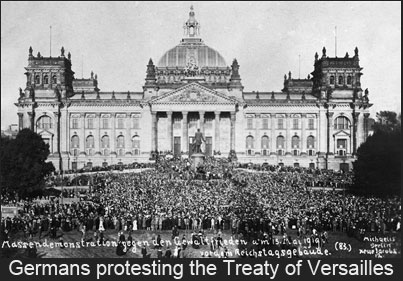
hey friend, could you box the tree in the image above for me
[0,129,55,198]
[352,111,401,196]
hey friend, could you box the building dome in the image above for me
[157,6,227,69]
[157,42,227,68]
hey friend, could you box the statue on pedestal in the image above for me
[192,128,205,154]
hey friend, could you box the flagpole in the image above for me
[335,26,337,57]
[50,26,52,57]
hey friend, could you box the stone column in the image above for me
[357,112,365,149]
[199,111,205,135]
[53,112,60,153]
[80,114,85,154]
[60,107,69,155]
[255,114,260,153]
[18,113,24,131]
[214,111,220,153]
[327,112,334,156]
[95,113,101,154]
[363,113,370,143]
[285,114,290,154]
[318,106,327,155]
[27,112,35,131]
[110,114,116,155]
[352,112,359,154]
[167,111,173,152]
[230,112,236,151]
[271,114,276,154]
[151,112,157,152]
[182,112,188,153]
[301,114,306,154]
[126,114,131,153]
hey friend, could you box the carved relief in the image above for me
[168,89,218,102]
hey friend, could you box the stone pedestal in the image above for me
[191,153,205,169]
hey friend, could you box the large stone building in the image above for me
[16,7,372,171]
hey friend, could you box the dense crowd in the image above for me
[1,157,400,257]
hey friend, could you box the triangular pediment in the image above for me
[38,129,54,136]
[333,130,350,137]
[151,83,236,104]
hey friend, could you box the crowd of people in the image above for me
[1,157,400,258]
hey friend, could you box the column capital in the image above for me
[326,112,334,118]
[363,113,370,118]
[301,113,307,118]
[182,111,188,117]
[17,112,24,117]
[167,111,173,117]
[214,111,221,116]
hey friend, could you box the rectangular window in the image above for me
[72,118,79,129]
[293,119,299,129]
[117,118,124,129]
[308,119,315,130]
[262,118,269,129]
[102,118,109,129]
[278,119,284,129]
[87,118,94,129]
[247,118,253,129]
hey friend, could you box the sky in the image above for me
[1,1,401,129]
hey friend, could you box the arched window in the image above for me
[101,135,110,156]
[329,75,335,85]
[261,136,269,156]
[276,135,285,155]
[43,75,49,84]
[246,135,254,156]
[86,135,94,148]
[307,136,315,156]
[132,135,140,155]
[347,75,352,85]
[117,135,125,148]
[35,75,40,84]
[338,75,344,85]
[276,136,285,149]
[291,135,300,156]
[71,135,79,156]
[291,136,300,148]
[86,135,94,156]
[52,75,57,84]
[261,136,269,149]
[71,135,79,148]
[246,136,254,149]
[36,115,52,130]
[101,135,110,148]
[334,116,350,130]
[117,135,125,156]
[307,136,315,149]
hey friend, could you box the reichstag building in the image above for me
[15,7,372,171]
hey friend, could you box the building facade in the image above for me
[15,7,372,171]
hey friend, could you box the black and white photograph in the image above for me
[1,1,401,267]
